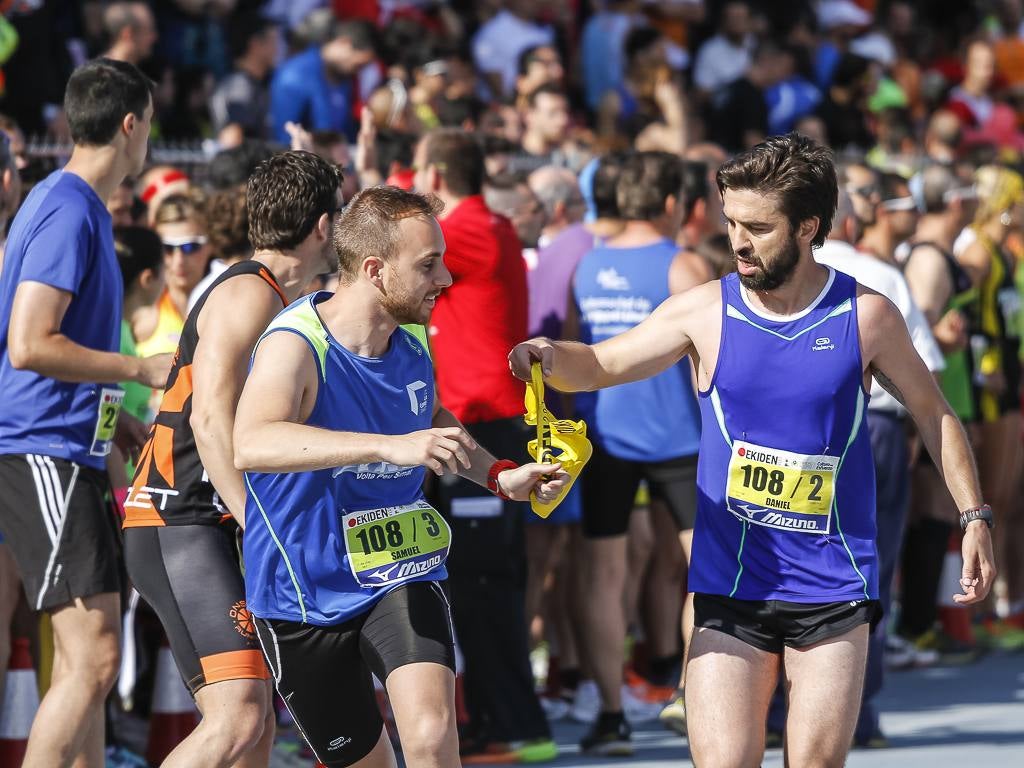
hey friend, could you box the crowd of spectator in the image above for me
[3,0,1024,765]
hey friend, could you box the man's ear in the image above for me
[122,111,136,139]
[317,211,331,241]
[138,267,162,292]
[362,255,385,286]
[664,193,677,218]
[799,216,820,243]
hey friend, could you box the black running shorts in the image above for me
[254,580,456,767]
[124,523,269,695]
[0,454,122,611]
[581,444,698,538]
[694,592,882,654]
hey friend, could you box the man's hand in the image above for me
[285,121,315,153]
[932,309,968,353]
[114,412,150,463]
[954,520,997,604]
[136,353,173,389]
[508,338,555,381]
[498,463,569,503]
[381,427,478,476]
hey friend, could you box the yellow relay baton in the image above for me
[524,363,592,518]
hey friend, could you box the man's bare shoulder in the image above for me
[197,272,284,336]
[663,278,722,315]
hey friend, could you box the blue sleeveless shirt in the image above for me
[691,269,878,602]
[573,239,701,461]
[243,292,448,625]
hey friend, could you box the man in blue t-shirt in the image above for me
[269,18,377,145]
[0,58,169,768]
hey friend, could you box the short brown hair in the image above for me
[153,189,207,230]
[247,150,343,250]
[205,185,251,261]
[421,128,484,197]
[333,186,445,282]
[616,151,685,222]
[716,133,837,248]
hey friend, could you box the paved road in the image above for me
[266,651,1024,767]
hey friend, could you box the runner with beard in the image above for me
[123,151,344,768]
[509,133,997,767]
[233,186,568,768]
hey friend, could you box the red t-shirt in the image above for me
[430,196,528,424]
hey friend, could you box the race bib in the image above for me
[343,500,450,587]
[90,387,125,457]
[725,440,838,534]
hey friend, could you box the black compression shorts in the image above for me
[581,444,698,538]
[124,523,269,695]
[254,580,455,767]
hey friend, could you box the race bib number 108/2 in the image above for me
[725,440,838,534]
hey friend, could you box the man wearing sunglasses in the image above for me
[122,151,343,768]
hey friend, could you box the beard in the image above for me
[380,274,432,326]
[736,235,801,292]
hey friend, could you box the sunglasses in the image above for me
[162,236,208,255]
[880,196,917,212]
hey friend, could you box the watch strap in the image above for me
[959,504,993,531]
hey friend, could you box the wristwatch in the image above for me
[959,504,994,531]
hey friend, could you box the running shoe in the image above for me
[538,695,570,722]
[460,741,522,764]
[886,634,938,668]
[658,689,687,736]
[974,618,1024,652]
[622,684,664,723]
[913,628,981,664]
[580,712,633,757]
[569,680,600,723]
[513,738,559,763]
[853,728,890,749]
[624,669,677,704]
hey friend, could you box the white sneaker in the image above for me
[539,696,570,722]
[622,685,664,724]
[884,635,914,670]
[570,680,601,723]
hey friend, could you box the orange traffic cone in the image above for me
[145,641,198,765]
[937,529,974,646]
[0,637,39,766]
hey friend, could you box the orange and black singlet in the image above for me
[123,260,286,528]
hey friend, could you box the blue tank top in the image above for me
[573,239,700,461]
[691,269,878,602]
[243,293,448,626]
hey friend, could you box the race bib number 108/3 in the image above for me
[725,440,838,534]
[343,500,451,587]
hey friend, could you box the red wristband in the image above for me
[487,459,519,500]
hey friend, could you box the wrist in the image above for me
[487,459,518,499]
[375,434,396,464]
[125,353,144,383]
[959,504,993,531]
